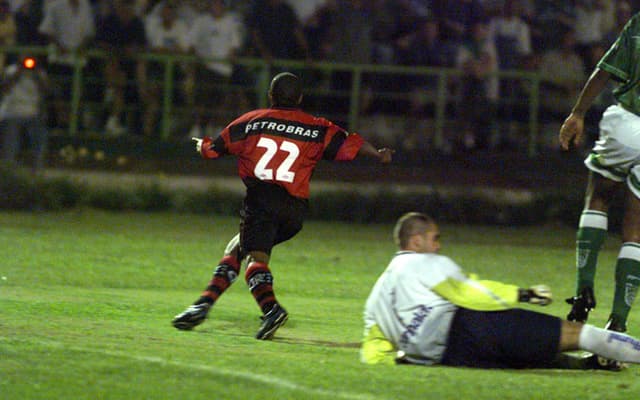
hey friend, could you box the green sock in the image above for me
[575,211,607,294]
[611,243,640,326]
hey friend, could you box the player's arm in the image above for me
[431,273,552,310]
[559,67,611,150]
[192,135,226,159]
[324,129,393,163]
[356,140,394,164]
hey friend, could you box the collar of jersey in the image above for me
[395,251,416,256]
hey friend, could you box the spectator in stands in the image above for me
[395,17,455,115]
[14,0,45,46]
[187,0,244,138]
[303,0,338,61]
[95,0,147,136]
[325,0,375,114]
[368,1,400,65]
[432,0,486,44]
[538,28,586,122]
[146,0,197,26]
[604,1,633,45]
[574,0,608,71]
[396,17,454,70]
[0,0,15,75]
[399,0,433,20]
[487,0,532,149]
[455,19,499,151]
[0,55,50,173]
[144,1,190,137]
[245,0,309,63]
[488,0,531,71]
[327,0,372,65]
[530,0,574,53]
[38,0,94,129]
[285,0,327,26]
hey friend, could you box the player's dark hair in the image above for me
[393,212,435,249]
[269,72,302,107]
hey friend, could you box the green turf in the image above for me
[1,210,639,400]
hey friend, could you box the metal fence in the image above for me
[2,45,542,156]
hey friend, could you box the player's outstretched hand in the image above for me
[192,137,203,153]
[378,148,394,164]
[518,285,552,306]
[559,113,585,151]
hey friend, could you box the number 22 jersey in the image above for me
[201,107,365,199]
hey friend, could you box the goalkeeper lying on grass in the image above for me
[361,212,640,370]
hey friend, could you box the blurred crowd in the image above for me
[0,0,639,153]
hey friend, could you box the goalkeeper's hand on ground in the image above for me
[518,285,552,306]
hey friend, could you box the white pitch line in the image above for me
[3,337,380,400]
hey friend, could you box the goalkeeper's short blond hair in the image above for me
[393,212,435,249]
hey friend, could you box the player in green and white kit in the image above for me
[560,12,640,333]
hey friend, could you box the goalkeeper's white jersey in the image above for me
[363,251,459,364]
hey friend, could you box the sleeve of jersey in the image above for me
[597,24,632,82]
[200,135,227,159]
[431,274,519,311]
[327,131,365,161]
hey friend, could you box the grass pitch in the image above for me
[1,210,639,400]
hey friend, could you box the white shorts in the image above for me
[585,105,640,198]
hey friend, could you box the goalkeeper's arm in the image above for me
[432,276,553,311]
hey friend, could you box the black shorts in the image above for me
[441,308,561,369]
[239,178,308,256]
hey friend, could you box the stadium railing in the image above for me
[0,46,541,157]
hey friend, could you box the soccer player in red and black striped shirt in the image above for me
[172,72,393,339]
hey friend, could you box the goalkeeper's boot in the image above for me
[565,286,596,323]
[595,315,628,371]
[255,304,288,340]
[172,303,211,330]
[584,354,625,372]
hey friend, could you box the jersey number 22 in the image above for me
[254,137,300,183]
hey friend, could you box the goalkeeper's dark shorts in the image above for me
[239,178,308,256]
[441,307,561,369]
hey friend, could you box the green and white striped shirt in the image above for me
[599,13,640,115]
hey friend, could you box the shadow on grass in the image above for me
[274,336,360,348]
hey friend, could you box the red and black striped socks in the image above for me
[245,261,277,314]
[197,255,240,305]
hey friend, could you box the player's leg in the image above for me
[440,308,563,368]
[607,176,640,332]
[562,320,640,364]
[567,171,621,322]
[243,189,306,339]
[195,233,241,306]
[172,234,241,330]
[244,249,289,340]
[245,249,277,314]
[239,184,294,339]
